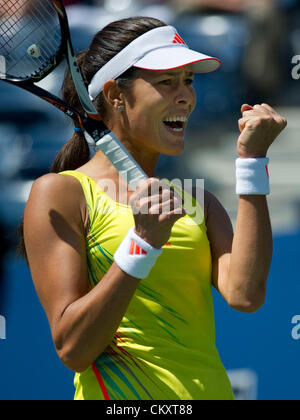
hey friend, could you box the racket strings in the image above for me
[1,0,29,25]
[0,0,30,54]
[8,10,59,72]
[0,0,62,80]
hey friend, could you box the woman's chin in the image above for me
[173,143,185,155]
[165,135,185,155]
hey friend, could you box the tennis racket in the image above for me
[0,0,147,190]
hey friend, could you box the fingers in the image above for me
[146,197,184,216]
[260,104,287,128]
[239,104,263,132]
[260,103,277,113]
[239,103,287,131]
[133,178,171,206]
[238,117,247,133]
[130,178,184,216]
[242,103,283,118]
[239,106,268,131]
[242,106,268,118]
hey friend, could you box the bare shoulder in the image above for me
[26,172,88,231]
[205,190,233,231]
[189,185,225,223]
[191,186,233,231]
[30,172,83,198]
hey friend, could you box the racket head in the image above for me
[0,0,64,83]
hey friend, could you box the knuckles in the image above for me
[130,180,183,217]
[281,117,288,128]
[241,104,287,132]
[244,114,287,132]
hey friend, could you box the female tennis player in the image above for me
[19,17,287,400]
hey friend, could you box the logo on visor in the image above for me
[173,33,186,45]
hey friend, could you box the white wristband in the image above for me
[114,227,163,279]
[236,157,270,195]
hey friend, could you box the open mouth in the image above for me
[163,116,187,133]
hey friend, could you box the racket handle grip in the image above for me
[89,131,148,191]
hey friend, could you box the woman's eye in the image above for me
[158,78,194,86]
[186,79,194,85]
[159,79,172,85]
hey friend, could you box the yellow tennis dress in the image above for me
[60,170,234,401]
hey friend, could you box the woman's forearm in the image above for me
[227,195,273,311]
[53,263,141,372]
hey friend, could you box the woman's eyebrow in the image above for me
[156,71,194,77]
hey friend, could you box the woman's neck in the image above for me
[75,149,160,205]
[92,148,159,179]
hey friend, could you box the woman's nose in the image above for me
[175,85,195,107]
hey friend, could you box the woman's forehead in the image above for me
[137,66,195,79]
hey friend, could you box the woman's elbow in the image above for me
[54,335,108,373]
[228,292,266,313]
[56,343,92,373]
[53,331,90,373]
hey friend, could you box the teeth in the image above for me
[164,116,188,123]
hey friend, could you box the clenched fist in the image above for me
[129,178,186,249]
[238,104,287,158]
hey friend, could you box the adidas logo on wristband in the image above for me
[129,240,148,256]
[114,227,163,279]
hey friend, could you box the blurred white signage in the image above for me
[227,369,258,400]
[0,315,6,340]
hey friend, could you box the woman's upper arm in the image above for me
[24,173,89,335]
[204,190,234,302]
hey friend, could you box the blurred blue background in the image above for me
[1,0,300,400]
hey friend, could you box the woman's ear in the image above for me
[102,79,123,111]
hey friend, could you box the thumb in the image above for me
[241,104,253,113]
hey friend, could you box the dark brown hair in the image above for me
[17,16,167,262]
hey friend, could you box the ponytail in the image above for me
[50,130,90,173]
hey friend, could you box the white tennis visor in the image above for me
[88,25,221,100]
